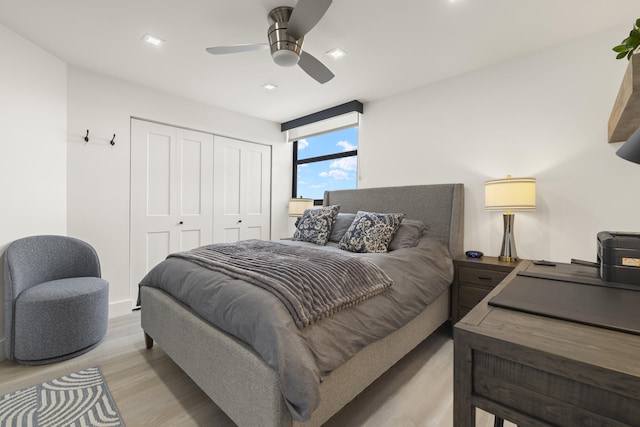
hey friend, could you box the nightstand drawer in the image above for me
[451,257,522,324]
[458,284,492,309]
[458,266,508,287]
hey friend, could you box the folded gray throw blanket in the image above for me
[170,240,393,328]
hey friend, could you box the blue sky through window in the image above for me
[296,127,358,200]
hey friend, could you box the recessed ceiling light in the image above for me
[326,48,347,60]
[142,34,164,46]
[262,83,278,90]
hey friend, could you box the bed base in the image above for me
[141,183,463,426]
[141,286,449,427]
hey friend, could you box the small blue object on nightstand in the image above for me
[465,250,484,258]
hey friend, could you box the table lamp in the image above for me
[616,126,640,164]
[485,176,536,262]
[289,197,313,226]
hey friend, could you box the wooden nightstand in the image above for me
[451,256,521,324]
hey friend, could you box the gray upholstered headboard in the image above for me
[323,184,464,258]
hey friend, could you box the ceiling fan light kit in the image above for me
[206,0,334,84]
[272,49,301,67]
[268,7,303,67]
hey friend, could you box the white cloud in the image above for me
[319,169,350,180]
[336,140,356,151]
[298,139,309,149]
[330,157,357,171]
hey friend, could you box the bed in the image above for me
[139,183,464,427]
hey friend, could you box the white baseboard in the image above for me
[109,299,135,318]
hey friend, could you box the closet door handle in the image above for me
[178,221,184,225]
[237,220,243,223]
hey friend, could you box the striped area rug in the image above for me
[0,366,124,426]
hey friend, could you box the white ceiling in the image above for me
[2,0,640,123]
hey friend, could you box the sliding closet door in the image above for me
[130,119,213,302]
[213,136,271,243]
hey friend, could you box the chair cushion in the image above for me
[13,277,109,363]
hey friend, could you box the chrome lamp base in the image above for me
[499,213,519,262]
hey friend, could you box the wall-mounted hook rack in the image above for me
[83,129,116,146]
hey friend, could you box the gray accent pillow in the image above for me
[329,213,357,243]
[293,205,340,245]
[388,219,427,251]
[338,211,406,253]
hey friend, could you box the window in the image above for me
[282,100,363,203]
[293,126,358,202]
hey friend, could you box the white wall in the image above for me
[0,24,67,360]
[66,67,288,317]
[360,25,635,263]
[4,18,635,359]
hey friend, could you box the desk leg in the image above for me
[453,328,475,426]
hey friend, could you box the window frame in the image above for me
[292,138,358,204]
[282,100,363,205]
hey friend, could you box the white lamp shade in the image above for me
[485,177,536,211]
[289,198,314,217]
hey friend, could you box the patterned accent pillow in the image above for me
[292,205,340,245]
[338,211,406,253]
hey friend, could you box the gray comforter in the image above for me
[138,233,453,422]
[169,240,393,328]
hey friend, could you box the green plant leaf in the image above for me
[613,19,640,60]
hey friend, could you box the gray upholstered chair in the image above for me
[3,235,109,365]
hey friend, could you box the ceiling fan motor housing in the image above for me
[267,6,303,67]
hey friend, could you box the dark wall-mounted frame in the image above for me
[281,100,363,132]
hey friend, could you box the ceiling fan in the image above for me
[206,0,335,84]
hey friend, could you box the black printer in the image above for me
[597,231,640,285]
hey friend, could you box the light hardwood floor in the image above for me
[0,312,512,426]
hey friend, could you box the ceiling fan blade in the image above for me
[287,0,332,39]
[206,44,269,55]
[298,51,334,84]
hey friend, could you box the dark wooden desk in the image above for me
[453,261,640,426]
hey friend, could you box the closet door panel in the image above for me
[180,137,205,216]
[222,145,241,215]
[130,119,213,306]
[180,229,202,251]
[146,231,170,273]
[176,128,214,249]
[246,150,264,215]
[241,143,271,239]
[146,133,172,216]
[213,136,271,243]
